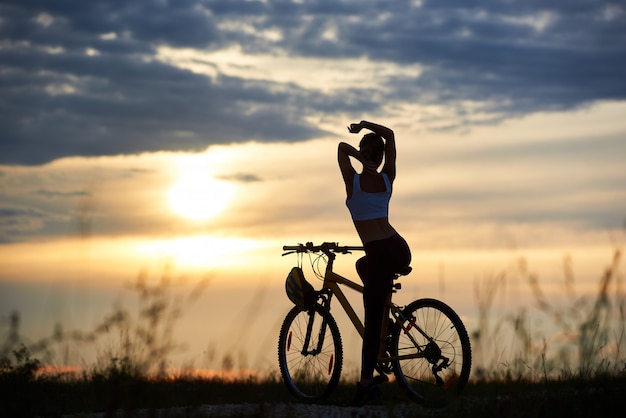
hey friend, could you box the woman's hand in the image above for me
[347,122,363,134]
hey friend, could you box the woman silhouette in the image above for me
[338,120,412,405]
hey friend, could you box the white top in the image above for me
[346,173,392,221]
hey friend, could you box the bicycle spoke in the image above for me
[391,299,471,407]
[278,305,343,401]
[278,244,471,405]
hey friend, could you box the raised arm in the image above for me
[338,142,360,196]
[348,121,396,182]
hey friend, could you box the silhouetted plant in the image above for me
[0,344,41,382]
[0,263,210,382]
[87,264,210,378]
[472,247,625,381]
[1,247,623,385]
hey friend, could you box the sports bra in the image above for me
[346,173,392,221]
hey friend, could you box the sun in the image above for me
[169,175,234,221]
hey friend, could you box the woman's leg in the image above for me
[361,270,392,381]
[359,234,411,381]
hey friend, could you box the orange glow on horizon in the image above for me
[37,364,272,382]
[137,235,271,269]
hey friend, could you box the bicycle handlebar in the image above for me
[282,242,364,256]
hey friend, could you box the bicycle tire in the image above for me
[390,298,472,407]
[277,304,343,402]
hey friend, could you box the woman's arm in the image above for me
[348,121,396,181]
[338,142,359,190]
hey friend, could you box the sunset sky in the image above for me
[1,1,625,374]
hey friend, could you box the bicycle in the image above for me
[277,242,471,406]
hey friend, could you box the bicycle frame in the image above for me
[280,242,471,404]
[317,249,426,364]
[322,267,365,336]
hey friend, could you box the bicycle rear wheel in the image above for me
[277,304,343,401]
[390,298,471,407]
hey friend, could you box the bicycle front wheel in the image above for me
[277,304,343,402]
[390,298,471,407]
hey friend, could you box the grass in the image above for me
[470,247,625,381]
[1,361,625,417]
[1,248,626,417]
[1,368,288,416]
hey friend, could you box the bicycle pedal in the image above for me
[376,359,393,375]
[373,374,389,384]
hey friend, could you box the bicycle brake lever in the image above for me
[336,247,351,254]
[282,251,295,256]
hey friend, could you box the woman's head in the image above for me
[359,133,384,165]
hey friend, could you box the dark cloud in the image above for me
[0,206,47,243]
[333,1,626,115]
[35,190,90,198]
[0,45,330,164]
[1,0,624,165]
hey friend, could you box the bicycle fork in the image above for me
[301,294,332,356]
[301,309,327,356]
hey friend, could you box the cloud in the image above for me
[35,190,91,198]
[0,45,328,164]
[1,0,624,165]
[0,206,47,243]
[218,173,263,183]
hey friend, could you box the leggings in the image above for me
[356,233,411,380]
